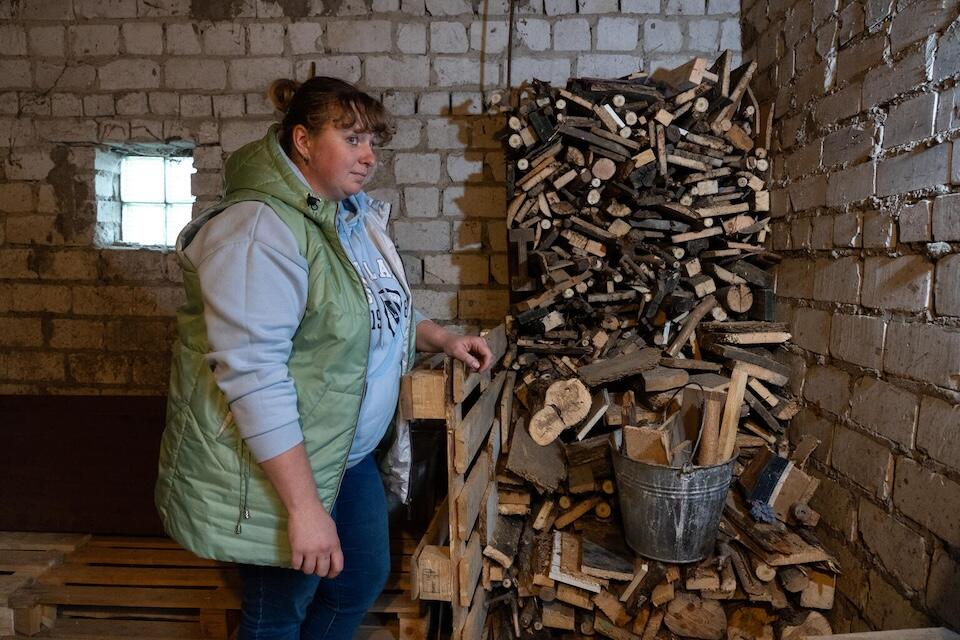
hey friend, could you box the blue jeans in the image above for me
[237,454,390,640]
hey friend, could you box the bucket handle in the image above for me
[664,381,708,474]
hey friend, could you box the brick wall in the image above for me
[0,0,741,395]
[742,0,959,631]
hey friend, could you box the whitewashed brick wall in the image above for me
[0,0,740,395]
[743,0,960,631]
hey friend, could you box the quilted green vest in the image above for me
[155,125,415,567]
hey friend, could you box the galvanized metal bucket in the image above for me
[612,447,735,563]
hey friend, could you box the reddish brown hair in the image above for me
[268,76,394,154]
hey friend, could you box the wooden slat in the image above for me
[399,368,447,420]
[382,572,411,593]
[0,574,29,606]
[411,495,450,600]
[411,545,452,602]
[812,631,959,640]
[83,538,181,550]
[454,371,507,474]
[482,480,499,547]
[718,364,748,461]
[499,371,517,452]
[0,550,61,574]
[0,533,90,552]
[64,548,222,568]
[452,325,508,403]
[461,582,488,640]
[5,617,203,639]
[458,531,482,608]
[455,455,491,542]
[10,584,239,610]
[389,536,419,556]
[368,589,422,616]
[444,355,467,639]
[40,566,240,588]
[55,606,198,623]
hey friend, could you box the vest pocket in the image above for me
[174,344,234,444]
[297,381,330,427]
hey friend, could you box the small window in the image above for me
[118,156,196,246]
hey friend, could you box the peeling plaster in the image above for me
[47,147,92,243]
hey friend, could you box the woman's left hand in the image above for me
[443,334,494,372]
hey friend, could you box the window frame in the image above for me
[94,143,197,250]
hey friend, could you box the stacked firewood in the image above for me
[476,51,839,639]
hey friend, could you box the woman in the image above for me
[155,76,493,639]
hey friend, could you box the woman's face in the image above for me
[292,121,377,201]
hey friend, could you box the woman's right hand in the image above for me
[288,499,344,578]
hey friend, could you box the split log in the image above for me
[529,378,593,445]
[663,593,726,640]
[577,348,662,387]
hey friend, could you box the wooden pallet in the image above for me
[811,630,960,640]
[404,326,509,640]
[0,533,90,637]
[5,535,427,640]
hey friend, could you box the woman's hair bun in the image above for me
[268,78,300,113]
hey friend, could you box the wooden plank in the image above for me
[84,537,181,549]
[0,574,29,607]
[554,496,601,529]
[38,566,239,588]
[412,495,450,601]
[461,582,488,640]
[483,514,524,568]
[556,582,593,609]
[724,496,835,566]
[9,584,239,610]
[455,454,491,542]
[400,368,447,420]
[800,568,836,610]
[623,426,669,465]
[580,539,633,581]
[0,550,61,574]
[14,617,203,639]
[663,593,726,640]
[444,354,467,639]
[711,331,792,345]
[499,371,516,452]
[811,631,960,640]
[718,364,748,461]
[594,611,638,640]
[743,388,783,433]
[412,545,451,602]
[550,531,603,593]
[482,478,499,547]
[730,260,774,288]
[0,533,90,552]
[59,547,222,568]
[576,348,661,386]
[542,601,576,630]
[452,324,507,403]
[665,296,716,357]
[505,416,567,493]
[700,321,788,334]
[703,343,790,382]
[458,530,483,608]
[454,371,507,474]
[369,589,423,616]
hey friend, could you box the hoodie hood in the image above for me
[221,123,321,216]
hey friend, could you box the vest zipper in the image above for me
[327,197,370,507]
[235,441,251,534]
